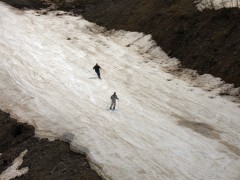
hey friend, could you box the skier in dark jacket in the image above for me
[93,63,101,79]
[110,92,119,110]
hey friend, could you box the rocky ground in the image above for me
[0,0,47,9]
[0,110,101,179]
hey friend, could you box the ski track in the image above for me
[0,2,240,180]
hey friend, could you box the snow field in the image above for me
[0,2,240,180]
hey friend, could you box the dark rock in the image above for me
[0,110,101,180]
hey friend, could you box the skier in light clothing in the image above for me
[110,92,119,110]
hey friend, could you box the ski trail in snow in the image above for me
[0,2,240,180]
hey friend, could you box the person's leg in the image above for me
[110,101,113,109]
[113,101,116,110]
[96,71,101,79]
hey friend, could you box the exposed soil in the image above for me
[0,0,47,9]
[177,119,240,157]
[0,110,101,180]
[178,120,221,139]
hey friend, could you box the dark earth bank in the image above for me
[0,0,47,9]
[0,110,101,180]
[1,0,240,87]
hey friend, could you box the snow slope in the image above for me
[0,2,240,180]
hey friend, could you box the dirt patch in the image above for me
[177,119,240,157]
[178,119,221,139]
[0,110,101,179]
[0,0,47,9]
[220,141,240,157]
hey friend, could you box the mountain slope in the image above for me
[0,2,240,180]
[50,0,240,87]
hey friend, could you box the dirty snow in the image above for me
[0,2,240,180]
[196,0,240,10]
[0,150,28,180]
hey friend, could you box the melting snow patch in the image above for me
[0,150,28,180]
[195,0,240,10]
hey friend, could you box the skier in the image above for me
[110,92,119,110]
[93,63,101,79]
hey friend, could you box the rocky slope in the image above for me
[0,110,101,179]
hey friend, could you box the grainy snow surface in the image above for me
[196,0,240,10]
[0,2,240,180]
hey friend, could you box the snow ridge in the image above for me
[0,150,28,180]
